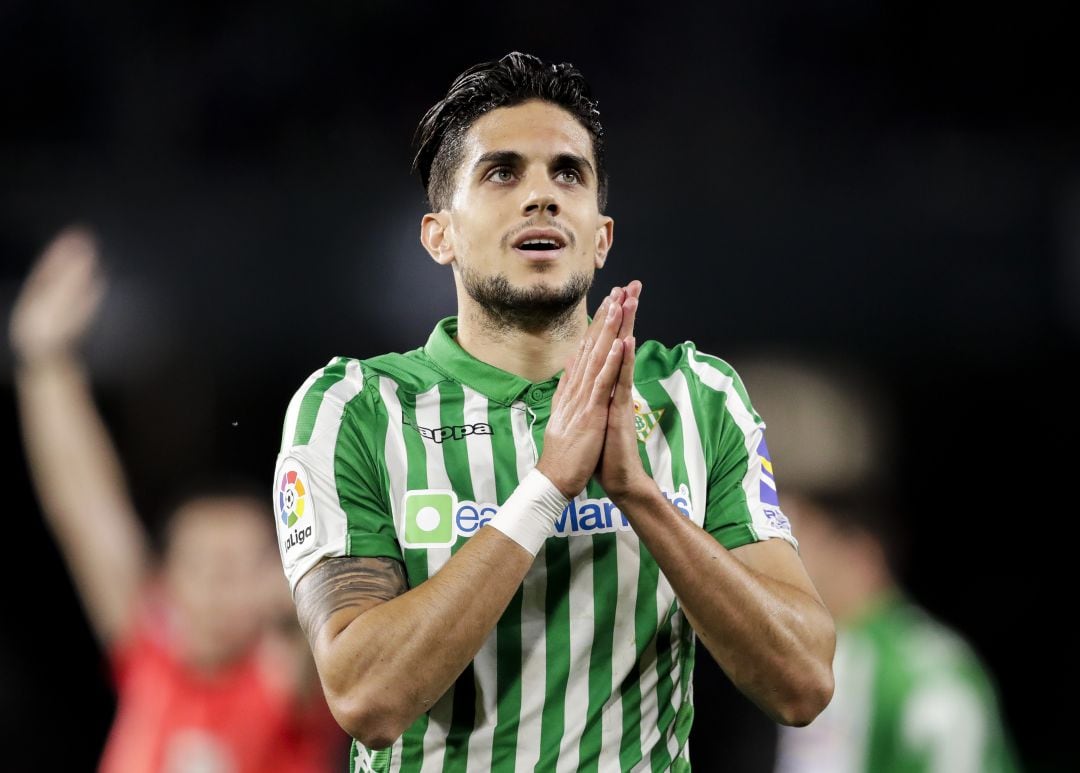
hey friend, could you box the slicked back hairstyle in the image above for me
[412,52,607,213]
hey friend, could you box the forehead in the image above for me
[167,497,271,550]
[461,99,595,166]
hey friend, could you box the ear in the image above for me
[594,214,614,269]
[420,212,455,266]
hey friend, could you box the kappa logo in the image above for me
[403,414,493,443]
[633,401,664,443]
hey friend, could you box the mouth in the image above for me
[511,228,568,259]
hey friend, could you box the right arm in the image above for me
[10,229,151,647]
[295,534,533,749]
[293,289,631,749]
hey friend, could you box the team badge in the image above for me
[633,401,664,443]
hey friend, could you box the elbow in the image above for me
[328,688,413,750]
[316,637,416,748]
[775,608,837,727]
[774,665,835,727]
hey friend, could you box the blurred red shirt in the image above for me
[98,594,345,773]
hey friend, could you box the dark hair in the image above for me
[412,51,607,213]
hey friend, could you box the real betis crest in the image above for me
[633,401,664,443]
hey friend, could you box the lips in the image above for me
[511,227,565,249]
[511,228,568,254]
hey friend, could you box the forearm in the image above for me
[312,527,533,746]
[15,355,149,640]
[616,483,834,726]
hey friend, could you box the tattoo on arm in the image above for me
[294,556,408,642]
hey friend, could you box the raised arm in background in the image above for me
[10,228,151,647]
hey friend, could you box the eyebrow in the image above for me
[553,153,594,178]
[472,150,595,178]
[473,150,523,172]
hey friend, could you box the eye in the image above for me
[557,169,582,184]
[487,167,515,184]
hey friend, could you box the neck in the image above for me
[454,287,589,383]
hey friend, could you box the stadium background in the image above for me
[1,2,1074,770]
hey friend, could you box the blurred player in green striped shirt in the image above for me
[739,358,1020,773]
[274,52,836,772]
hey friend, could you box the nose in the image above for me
[522,187,560,218]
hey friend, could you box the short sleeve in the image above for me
[684,346,799,552]
[273,358,402,593]
[894,624,1022,773]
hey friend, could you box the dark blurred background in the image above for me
[1,1,1075,770]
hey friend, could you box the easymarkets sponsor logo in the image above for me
[401,484,694,548]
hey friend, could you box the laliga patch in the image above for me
[275,456,316,556]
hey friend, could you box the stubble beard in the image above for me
[458,262,593,338]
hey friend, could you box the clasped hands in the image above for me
[537,280,654,504]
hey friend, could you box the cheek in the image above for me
[451,216,492,258]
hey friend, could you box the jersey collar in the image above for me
[424,316,560,406]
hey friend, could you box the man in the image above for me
[11,228,346,772]
[736,358,1020,773]
[275,52,835,772]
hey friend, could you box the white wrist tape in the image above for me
[487,468,569,556]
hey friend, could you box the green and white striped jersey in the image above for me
[273,316,797,773]
[774,591,1020,773]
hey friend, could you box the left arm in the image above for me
[610,480,835,727]
[597,285,834,727]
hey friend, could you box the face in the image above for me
[163,497,279,668]
[784,493,884,622]
[421,99,614,329]
[783,494,843,604]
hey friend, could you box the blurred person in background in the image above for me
[10,228,347,773]
[737,357,1020,773]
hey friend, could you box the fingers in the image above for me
[611,335,636,409]
[584,294,623,381]
[575,284,636,367]
[590,338,624,405]
[38,226,99,278]
[9,226,107,362]
[24,227,101,302]
[575,290,619,366]
[617,295,638,341]
[562,282,639,402]
[616,280,641,340]
[67,269,106,325]
[582,291,615,351]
